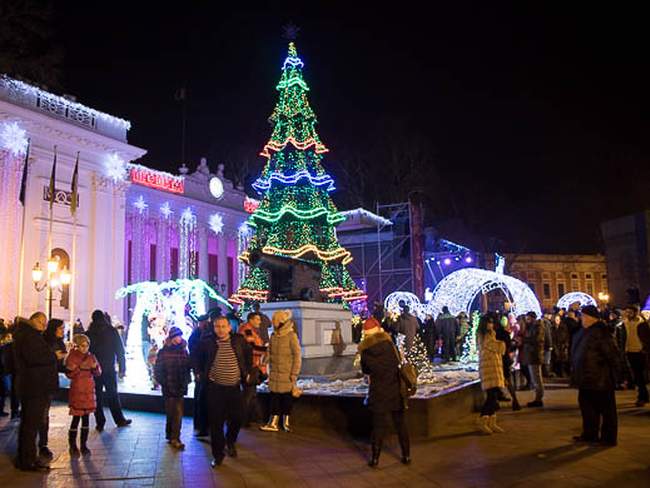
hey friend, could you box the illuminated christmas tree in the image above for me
[460,311,480,364]
[230,42,365,306]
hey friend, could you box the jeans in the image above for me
[480,387,500,416]
[371,409,409,457]
[94,371,126,426]
[528,364,544,401]
[269,392,293,416]
[17,395,49,468]
[164,397,184,441]
[578,389,617,444]
[627,352,649,402]
[207,383,243,461]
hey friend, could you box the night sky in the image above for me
[50,2,650,253]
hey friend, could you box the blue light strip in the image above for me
[283,56,304,70]
[252,169,336,193]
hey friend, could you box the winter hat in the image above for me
[363,317,381,331]
[167,326,183,339]
[581,305,601,319]
[272,309,292,327]
[525,311,537,319]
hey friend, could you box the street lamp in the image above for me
[598,291,610,304]
[32,255,72,319]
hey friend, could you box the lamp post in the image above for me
[32,256,71,320]
[598,291,610,308]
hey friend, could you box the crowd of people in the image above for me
[1,298,649,472]
[0,305,303,472]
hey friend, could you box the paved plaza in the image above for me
[0,386,648,487]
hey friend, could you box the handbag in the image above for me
[392,344,418,398]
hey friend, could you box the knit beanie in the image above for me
[167,326,183,339]
[363,317,380,331]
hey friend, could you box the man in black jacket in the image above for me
[13,312,58,471]
[86,310,131,431]
[571,306,620,446]
[195,316,251,468]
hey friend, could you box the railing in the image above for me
[0,75,131,142]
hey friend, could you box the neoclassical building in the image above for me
[0,75,248,325]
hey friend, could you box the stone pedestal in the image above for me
[260,301,354,359]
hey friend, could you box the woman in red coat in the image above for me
[65,334,101,456]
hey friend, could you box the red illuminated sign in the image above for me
[130,167,184,194]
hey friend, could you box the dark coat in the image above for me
[435,313,459,341]
[194,331,251,385]
[154,339,192,397]
[45,336,67,372]
[551,322,570,363]
[495,325,513,370]
[571,321,620,391]
[86,318,126,375]
[13,320,58,398]
[65,349,101,415]
[521,320,545,365]
[359,331,403,412]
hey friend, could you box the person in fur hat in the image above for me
[65,334,102,456]
[154,327,191,450]
[359,316,410,467]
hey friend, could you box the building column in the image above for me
[199,226,209,283]
[156,220,164,282]
[218,236,227,293]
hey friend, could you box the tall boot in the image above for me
[477,416,493,435]
[68,429,80,457]
[259,415,279,432]
[80,427,91,455]
[398,434,411,465]
[281,415,292,433]
[488,414,504,433]
[368,442,381,467]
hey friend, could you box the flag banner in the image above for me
[49,146,57,209]
[18,139,30,205]
[70,151,79,215]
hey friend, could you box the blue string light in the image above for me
[252,169,336,194]
[283,56,304,70]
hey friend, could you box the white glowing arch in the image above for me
[556,291,596,310]
[427,268,541,318]
[384,291,425,320]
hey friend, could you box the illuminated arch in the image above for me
[427,268,542,318]
[556,291,597,310]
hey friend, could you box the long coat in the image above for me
[65,349,102,416]
[479,330,506,391]
[86,319,126,374]
[551,322,570,363]
[571,321,620,391]
[154,339,191,397]
[13,319,59,398]
[267,323,301,393]
[359,330,402,412]
[521,320,545,365]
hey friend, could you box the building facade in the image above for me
[505,253,608,310]
[0,75,248,325]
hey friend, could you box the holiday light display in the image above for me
[208,212,224,235]
[396,333,436,382]
[460,311,480,364]
[129,163,184,194]
[428,268,541,318]
[105,153,128,183]
[556,291,596,310]
[384,291,426,320]
[231,42,364,305]
[159,201,173,218]
[179,207,197,278]
[0,122,28,156]
[116,278,231,345]
[133,195,148,214]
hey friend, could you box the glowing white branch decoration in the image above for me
[557,291,597,310]
[209,213,224,235]
[0,122,28,156]
[105,153,128,182]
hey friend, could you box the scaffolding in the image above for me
[338,202,414,304]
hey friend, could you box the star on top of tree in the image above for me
[282,23,300,41]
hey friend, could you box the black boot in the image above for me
[368,443,381,467]
[68,429,80,457]
[399,435,411,465]
[80,427,91,456]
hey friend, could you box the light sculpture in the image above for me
[556,291,597,310]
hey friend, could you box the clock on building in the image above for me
[209,176,224,199]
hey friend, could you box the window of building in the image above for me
[586,282,594,296]
[571,273,578,279]
[571,279,580,292]
[558,282,566,296]
[170,248,179,280]
[543,283,551,299]
[149,244,157,281]
[585,273,593,280]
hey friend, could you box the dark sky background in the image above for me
[50,2,650,254]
